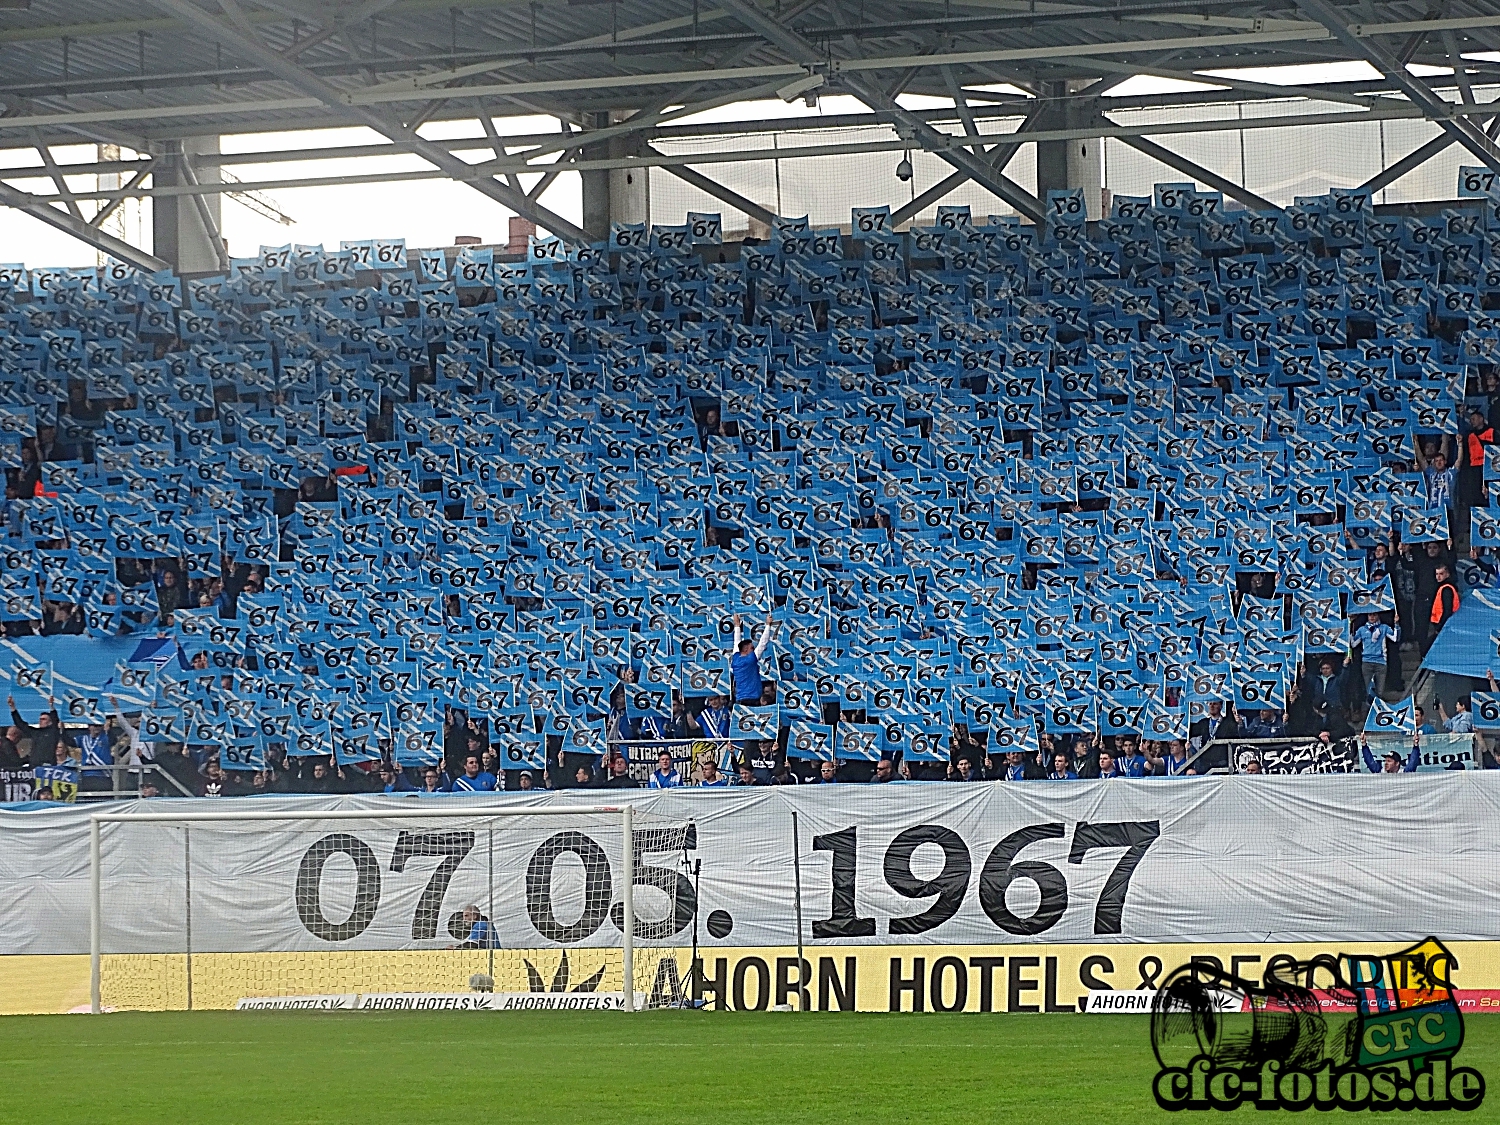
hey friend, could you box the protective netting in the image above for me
[648,86,1500,228]
[96,808,697,1010]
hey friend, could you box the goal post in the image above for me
[88,804,658,1014]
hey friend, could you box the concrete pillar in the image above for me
[1033,81,1102,221]
[151,136,223,273]
[1034,81,1069,208]
[582,110,649,240]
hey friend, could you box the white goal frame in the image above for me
[89,804,635,1014]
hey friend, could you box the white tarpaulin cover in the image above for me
[2,776,1498,956]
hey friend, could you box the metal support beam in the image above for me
[1441,29,1476,107]
[1295,0,1500,173]
[0,179,167,273]
[716,0,1045,224]
[281,0,404,62]
[659,163,776,226]
[525,77,792,167]
[145,0,594,245]
[891,171,969,226]
[1120,133,1280,213]
[31,132,85,220]
[942,66,986,155]
[1354,116,1500,194]
[6,44,1500,140]
[89,162,150,229]
[888,107,1042,226]
[1063,53,1379,109]
[28,100,1481,206]
[1358,132,1458,194]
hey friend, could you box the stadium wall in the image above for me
[2,780,1498,1012]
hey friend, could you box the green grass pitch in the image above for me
[2,1010,1498,1123]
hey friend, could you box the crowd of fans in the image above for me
[5,182,1500,802]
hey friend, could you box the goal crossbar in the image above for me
[88,804,635,1015]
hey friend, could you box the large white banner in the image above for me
[2,775,1499,956]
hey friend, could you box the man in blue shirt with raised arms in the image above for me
[1361,733,1421,773]
[730,610,776,705]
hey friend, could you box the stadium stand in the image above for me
[3,176,1500,800]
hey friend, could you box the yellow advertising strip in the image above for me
[8,942,1500,1016]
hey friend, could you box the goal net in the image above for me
[90,804,699,1012]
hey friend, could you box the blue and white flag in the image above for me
[1364,695,1416,734]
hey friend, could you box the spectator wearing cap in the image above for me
[517,770,536,790]
[1303,658,1344,713]
[1361,734,1421,773]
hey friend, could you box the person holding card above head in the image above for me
[1360,732,1420,773]
[730,609,776,705]
[9,692,60,769]
[1415,437,1456,513]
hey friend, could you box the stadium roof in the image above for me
[5,0,1500,265]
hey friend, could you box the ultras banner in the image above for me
[2,774,1499,956]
